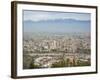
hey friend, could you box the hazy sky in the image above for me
[23,10,90,22]
[23,10,91,33]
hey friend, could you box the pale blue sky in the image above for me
[23,10,91,33]
[23,10,90,22]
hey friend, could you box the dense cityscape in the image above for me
[23,32,91,69]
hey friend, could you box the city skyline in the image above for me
[23,10,91,69]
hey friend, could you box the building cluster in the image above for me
[23,34,90,54]
[23,33,91,68]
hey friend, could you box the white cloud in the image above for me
[23,10,90,22]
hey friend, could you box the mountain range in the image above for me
[23,19,90,33]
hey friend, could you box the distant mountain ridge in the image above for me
[24,19,90,23]
[23,19,90,33]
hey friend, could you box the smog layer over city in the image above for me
[23,10,91,69]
